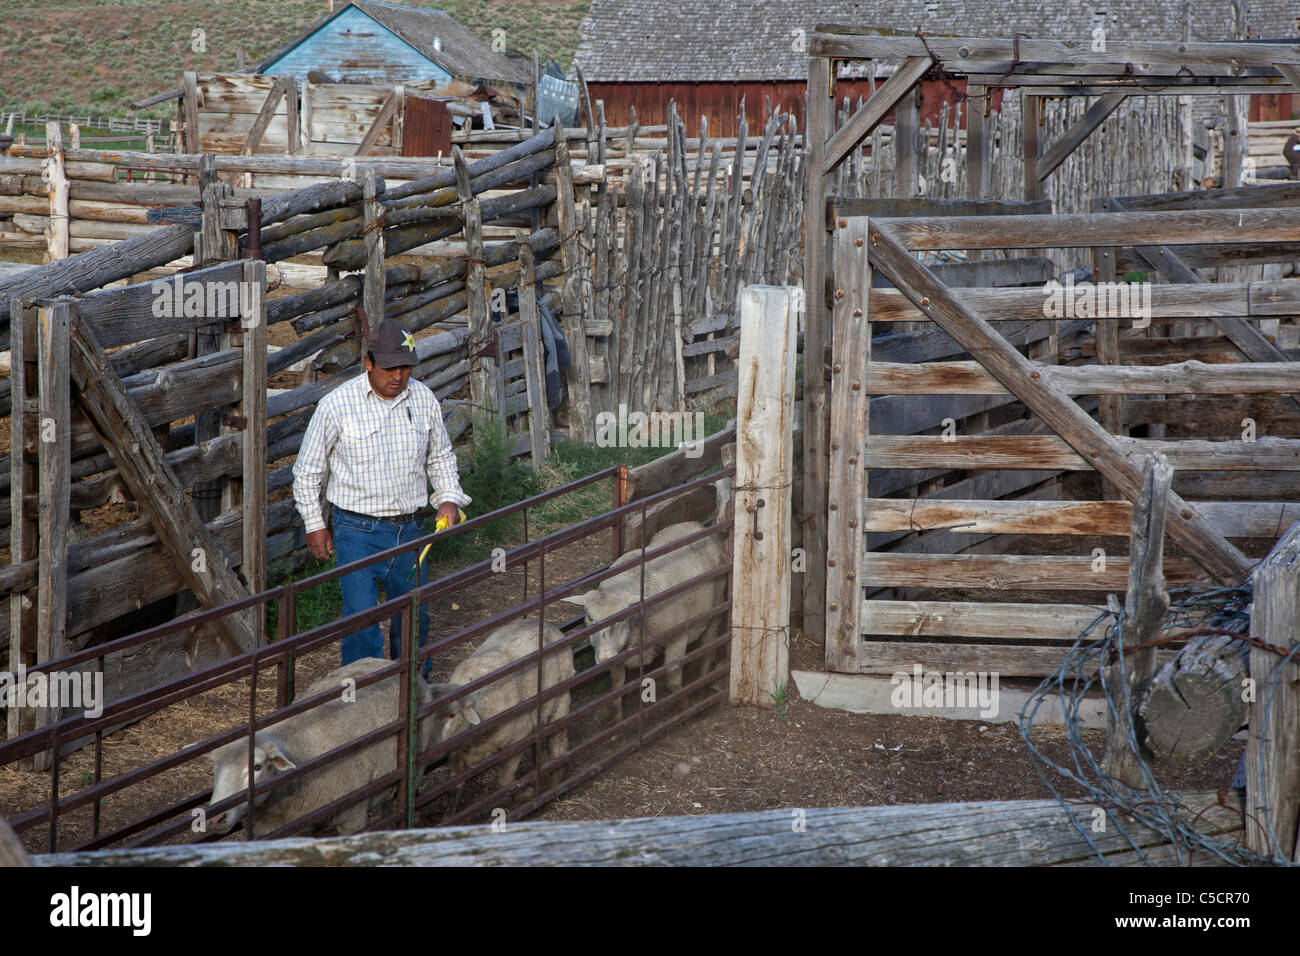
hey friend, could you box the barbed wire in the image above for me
[1019,584,1297,866]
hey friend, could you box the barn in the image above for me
[257,0,530,96]
[574,0,1298,137]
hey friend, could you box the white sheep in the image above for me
[563,520,726,718]
[205,658,433,837]
[431,617,574,793]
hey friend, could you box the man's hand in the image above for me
[436,501,461,529]
[306,529,334,561]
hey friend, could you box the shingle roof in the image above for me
[574,0,1300,82]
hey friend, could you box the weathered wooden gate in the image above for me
[824,205,1300,674]
[7,260,267,748]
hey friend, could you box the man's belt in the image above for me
[335,507,418,525]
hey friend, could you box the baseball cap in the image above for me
[366,322,418,368]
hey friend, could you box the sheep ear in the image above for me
[264,741,296,772]
[560,590,591,608]
[463,698,482,726]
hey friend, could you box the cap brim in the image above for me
[370,350,417,368]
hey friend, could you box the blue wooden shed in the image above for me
[257,1,530,91]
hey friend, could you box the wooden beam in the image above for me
[516,242,550,469]
[802,57,832,646]
[8,299,38,747]
[1101,454,1172,788]
[965,84,990,201]
[876,207,1300,250]
[862,434,1300,472]
[807,32,1300,68]
[861,553,1213,590]
[866,223,1253,584]
[834,197,1051,219]
[825,219,872,672]
[354,90,396,157]
[239,259,267,618]
[1245,520,1300,860]
[552,129,591,441]
[822,56,932,178]
[66,309,257,654]
[730,287,796,706]
[36,303,71,674]
[44,122,69,261]
[29,793,1243,867]
[892,88,920,199]
[863,359,1300,395]
[861,600,1109,641]
[1037,91,1127,182]
[453,146,497,420]
[1022,93,1040,202]
[865,498,1300,539]
[182,72,202,157]
[237,75,288,158]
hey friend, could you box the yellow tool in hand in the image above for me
[410,508,467,578]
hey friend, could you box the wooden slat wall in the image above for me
[834,201,1300,676]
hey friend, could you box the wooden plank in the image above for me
[863,359,1300,395]
[1022,94,1040,202]
[554,131,592,441]
[1091,246,1124,495]
[66,310,257,654]
[7,300,38,746]
[854,641,1134,677]
[965,85,989,201]
[806,33,1300,68]
[235,76,289,160]
[892,88,920,199]
[866,498,1300,538]
[1109,179,1300,212]
[1037,91,1127,182]
[240,259,267,623]
[453,146,496,419]
[1245,520,1300,860]
[36,303,71,676]
[354,90,397,157]
[861,600,1109,641]
[863,434,1300,471]
[284,78,299,155]
[833,198,1052,219]
[822,56,932,177]
[31,792,1243,867]
[362,168,385,339]
[875,207,1300,251]
[1101,454,1172,788]
[861,553,1214,590]
[44,123,69,261]
[517,242,550,469]
[803,58,831,646]
[730,287,797,706]
[182,71,202,158]
[825,218,872,672]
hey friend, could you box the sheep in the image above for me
[564,520,726,718]
[430,617,574,794]
[205,658,434,837]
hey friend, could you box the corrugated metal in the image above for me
[402,94,452,157]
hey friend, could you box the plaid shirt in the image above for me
[292,372,471,534]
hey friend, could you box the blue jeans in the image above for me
[332,509,431,675]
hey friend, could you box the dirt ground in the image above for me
[0,519,1245,854]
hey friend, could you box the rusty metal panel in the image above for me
[402,94,451,157]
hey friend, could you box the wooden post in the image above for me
[825,217,871,671]
[182,71,202,162]
[453,146,497,420]
[517,242,550,469]
[240,259,267,635]
[554,129,593,441]
[66,310,258,654]
[966,85,991,201]
[8,299,38,747]
[1022,94,1041,203]
[1245,520,1300,860]
[1092,245,1123,499]
[36,302,72,687]
[802,55,832,646]
[730,286,797,706]
[285,78,299,156]
[44,123,69,262]
[363,167,385,338]
[893,89,919,198]
[1100,453,1172,789]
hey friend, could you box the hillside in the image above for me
[0,0,588,119]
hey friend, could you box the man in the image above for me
[292,322,471,669]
